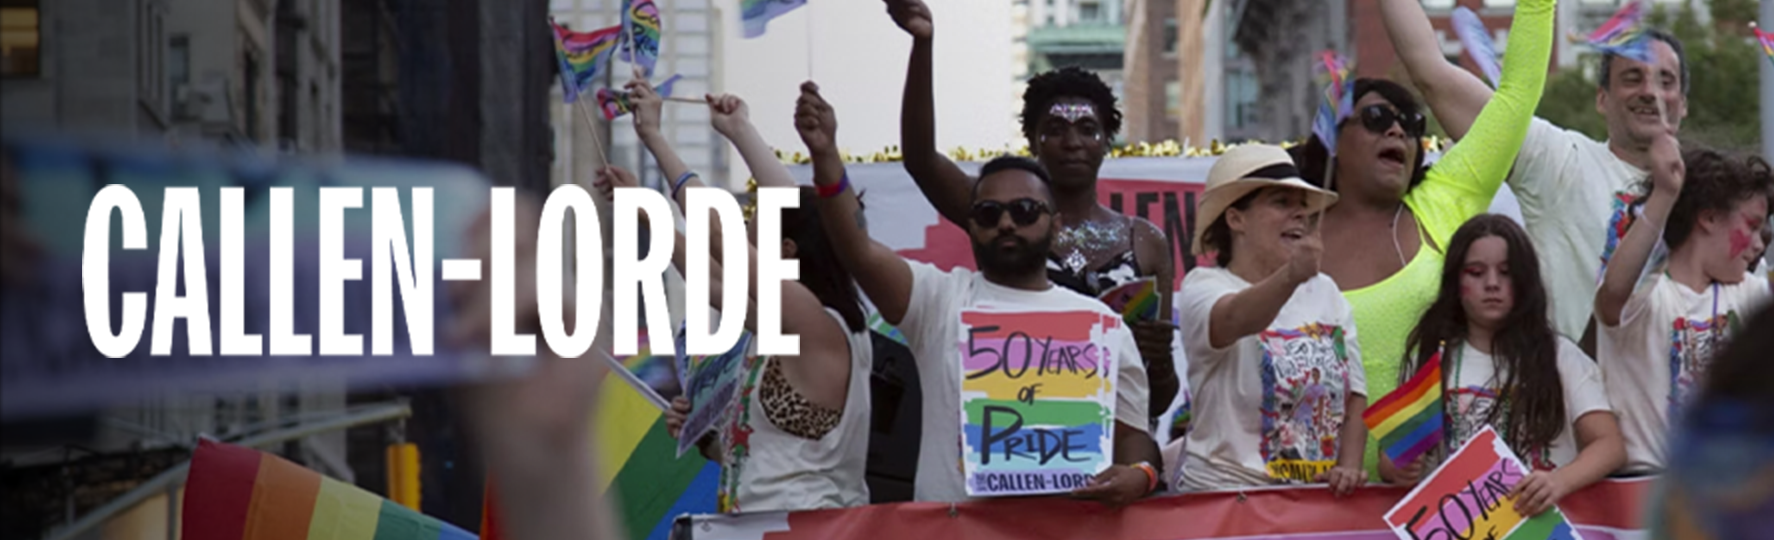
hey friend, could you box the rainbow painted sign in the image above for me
[1384,426,1583,540]
[957,308,1121,497]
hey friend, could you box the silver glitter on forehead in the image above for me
[1048,103,1097,124]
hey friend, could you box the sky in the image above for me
[716,0,1019,183]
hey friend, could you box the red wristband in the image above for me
[817,173,850,198]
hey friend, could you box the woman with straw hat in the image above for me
[1177,144,1368,495]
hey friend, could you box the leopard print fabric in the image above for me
[758,358,842,440]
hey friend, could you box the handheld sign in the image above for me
[958,308,1120,497]
[1097,277,1160,322]
[677,330,754,457]
[1383,426,1584,540]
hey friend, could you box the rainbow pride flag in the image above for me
[1311,51,1354,156]
[1362,346,1444,466]
[1452,6,1502,88]
[552,19,622,103]
[1098,278,1161,322]
[183,439,476,540]
[620,0,662,76]
[1754,22,1774,68]
[482,331,718,540]
[1575,0,1651,63]
[740,0,807,39]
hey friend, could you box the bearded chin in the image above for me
[973,232,1053,276]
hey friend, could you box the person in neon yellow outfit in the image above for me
[1287,0,1557,479]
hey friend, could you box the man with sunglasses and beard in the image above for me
[882,0,1180,433]
[793,82,1162,506]
[1376,0,1690,351]
[1287,0,1554,480]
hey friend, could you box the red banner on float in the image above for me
[680,479,1648,540]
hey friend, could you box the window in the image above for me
[1,0,39,77]
[1484,0,1515,7]
[244,51,261,141]
[1162,17,1177,56]
[1421,0,1455,9]
[168,35,189,97]
[138,2,166,108]
[1164,81,1180,117]
[1078,0,1101,23]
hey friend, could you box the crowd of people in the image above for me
[456,0,1774,537]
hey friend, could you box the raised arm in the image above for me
[1208,232,1321,349]
[886,0,977,226]
[1378,0,1495,139]
[628,80,728,265]
[796,82,915,325]
[1596,132,1682,328]
[708,93,799,190]
[1408,0,1554,240]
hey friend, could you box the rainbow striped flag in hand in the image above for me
[741,0,807,39]
[1452,6,1503,88]
[183,439,476,540]
[620,0,662,76]
[552,19,623,103]
[1311,51,1354,156]
[1574,0,1651,63]
[595,74,683,120]
[1753,22,1774,68]
[1362,345,1445,466]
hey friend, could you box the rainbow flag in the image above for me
[740,0,807,39]
[552,19,623,103]
[1754,22,1774,68]
[183,439,476,540]
[1311,51,1354,156]
[1098,278,1161,322]
[620,0,662,76]
[1362,346,1444,466]
[1452,6,1502,88]
[482,331,718,540]
[1575,0,1651,63]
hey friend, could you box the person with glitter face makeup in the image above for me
[883,0,1180,430]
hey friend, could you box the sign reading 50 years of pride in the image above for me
[1384,426,1583,540]
[957,308,1120,497]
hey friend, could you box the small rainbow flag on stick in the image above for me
[595,74,683,120]
[183,439,477,540]
[620,0,662,76]
[1312,51,1354,157]
[1098,278,1161,322]
[1753,22,1774,68]
[551,19,623,103]
[740,0,807,39]
[1362,344,1445,466]
[1573,0,1651,63]
[1452,6,1503,88]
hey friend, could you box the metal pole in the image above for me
[1761,0,1772,161]
[41,402,412,540]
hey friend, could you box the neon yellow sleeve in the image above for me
[1407,0,1556,244]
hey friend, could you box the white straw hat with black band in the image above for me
[1191,144,1338,256]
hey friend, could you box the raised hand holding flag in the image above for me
[1753,22,1774,68]
[1452,7,1503,88]
[1572,0,1651,63]
[1311,51,1354,159]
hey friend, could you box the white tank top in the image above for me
[716,308,873,513]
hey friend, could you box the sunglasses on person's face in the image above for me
[970,198,1052,228]
[1353,104,1427,138]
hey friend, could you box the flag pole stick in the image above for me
[575,99,612,170]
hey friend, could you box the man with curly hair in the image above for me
[1595,137,1773,475]
[882,0,1180,434]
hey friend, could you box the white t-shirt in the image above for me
[1177,267,1367,490]
[1437,339,1611,472]
[899,262,1151,503]
[1599,272,1771,473]
[1507,118,1649,340]
[717,308,874,513]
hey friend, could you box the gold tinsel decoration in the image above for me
[770,137,1453,164]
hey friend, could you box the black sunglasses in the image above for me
[1354,104,1427,137]
[970,198,1052,228]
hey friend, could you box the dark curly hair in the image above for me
[1651,148,1774,250]
[1403,214,1565,455]
[1019,66,1123,145]
[1288,78,1430,192]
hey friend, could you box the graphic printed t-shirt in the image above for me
[899,261,1151,503]
[1179,268,1367,490]
[1599,272,1771,473]
[1507,118,1649,340]
[1432,339,1611,472]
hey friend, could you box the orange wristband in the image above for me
[1133,462,1158,493]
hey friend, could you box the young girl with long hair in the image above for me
[1380,215,1625,516]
